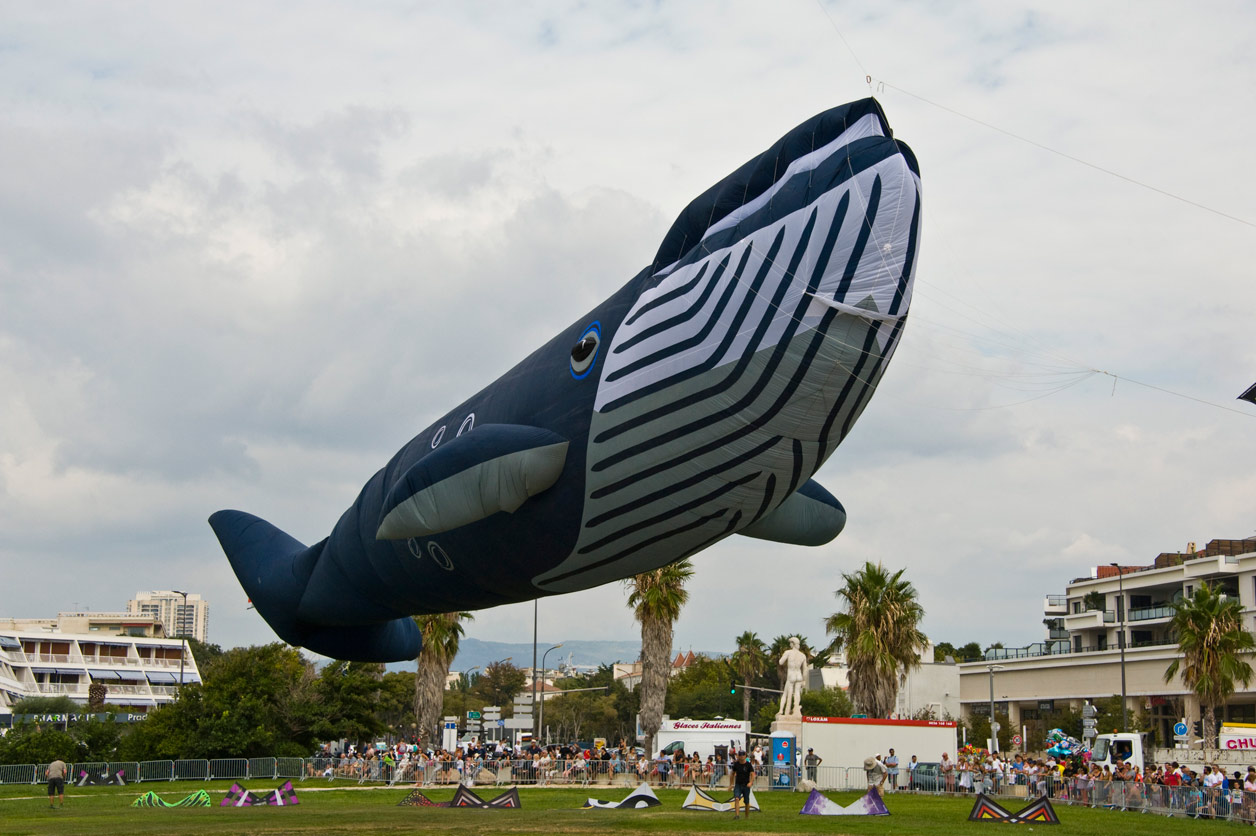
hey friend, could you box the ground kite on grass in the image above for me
[799,786,889,815]
[397,786,522,808]
[132,789,212,808]
[583,783,661,809]
[968,793,1061,824]
[682,784,760,812]
[221,781,300,807]
[78,768,126,786]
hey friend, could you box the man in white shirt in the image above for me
[885,749,899,791]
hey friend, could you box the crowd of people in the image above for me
[859,748,1256,821]
[304,738,772,789]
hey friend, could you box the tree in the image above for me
[665,656,738,721]
[956,642,982,662]
[413,612,472,748]
[825,561,929,718]
[120,643,322,759]
[800,686,853,719]
[376,671,418,740]
[310,662,387,745]
[730,632,767,722]
[1165,582,1255,748]
[626,559,693,758]
[185,638,226,672]
[933,642,957,662]
[473,660,527,706]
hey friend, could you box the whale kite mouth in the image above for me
[804,291,905,323]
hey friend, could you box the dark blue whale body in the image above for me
[211,98,922,661]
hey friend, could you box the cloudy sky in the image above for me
[2,2,1253,661]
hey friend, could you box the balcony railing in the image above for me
[1045,594,1067,607]
[1128,605,1174,621]
[977,636,1177,662]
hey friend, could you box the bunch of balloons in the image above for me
[1044,728,1089,759]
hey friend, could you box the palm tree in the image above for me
[413,611,473,748]
[825,561,929,718]
[626,560,694,759]
[730,631,767,722]
[1164,582,1255,748]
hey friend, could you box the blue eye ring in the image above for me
[570,321,602,380]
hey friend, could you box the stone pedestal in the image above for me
[771,714,803,739]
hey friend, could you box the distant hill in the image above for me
[451,638,642,671]
[383,637,726,673]
[383,638,641,674]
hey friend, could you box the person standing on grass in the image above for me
[46,759,67,809]
[729,749,756,820]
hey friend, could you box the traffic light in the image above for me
[730,682,738,695]
[1193,720,1203,738]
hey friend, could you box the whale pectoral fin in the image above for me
[376,424,569,540]
[738,478,846,547]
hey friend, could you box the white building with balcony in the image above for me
[126,590,210,643]
[0,611,201,726]
[958,537,1256,745]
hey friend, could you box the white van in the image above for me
[656,718,750,760]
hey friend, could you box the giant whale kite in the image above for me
[210,98,922,661]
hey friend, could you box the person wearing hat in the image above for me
[804,747,822,782]
[865,754,888,790]
[728,749,755,819]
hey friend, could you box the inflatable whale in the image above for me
[210,98,922,661]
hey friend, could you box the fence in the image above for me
[0,757,780,789]
[810,764,1256,821]
[6,755,1251,820]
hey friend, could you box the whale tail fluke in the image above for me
[208,510,422,662]
[209,510,317,648]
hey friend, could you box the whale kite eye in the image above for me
[569,323,601,379]
[572,336,597,362]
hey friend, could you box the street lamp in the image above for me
[460,665,480,724]
[171,589,189,691]
[986,664,1005,753]
[531,600,538,735]
[539,643,563,745]
[488,657,512,738]
[1110,563,1128,733]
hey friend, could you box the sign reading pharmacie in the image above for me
[3,712,148,727]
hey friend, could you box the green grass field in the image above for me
[0,783,1246,836]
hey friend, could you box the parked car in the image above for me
[908,762,943,792]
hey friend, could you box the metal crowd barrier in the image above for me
[805,764,1256,822]
[138,760,174,782]
[248,757,276,780]
[3,752,1243,819]
[174,759,209,780]
[208,758,248,780]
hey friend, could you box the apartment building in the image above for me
[957,538,1256,744]
[126,590,210,643]
[0,611,201,724]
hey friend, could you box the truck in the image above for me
[655,718,750,760]
[799,716,958,773]
[1095,727,1256,773]
[1089,732,1145,772]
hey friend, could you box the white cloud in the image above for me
[1,1,1253,658]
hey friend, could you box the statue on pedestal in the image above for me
[777,636,809,717]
